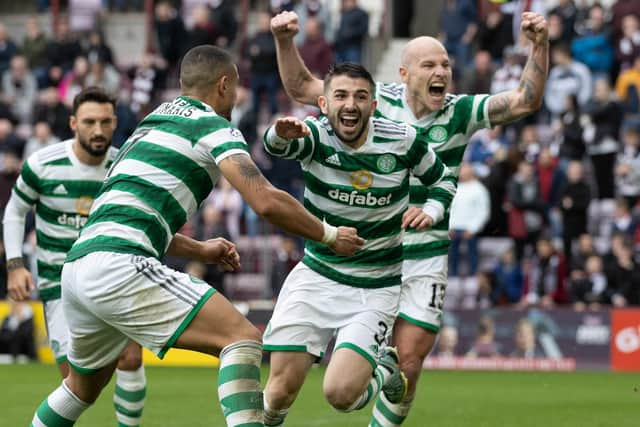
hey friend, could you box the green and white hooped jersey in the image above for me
[375,82,492,261]
[264,115,456,288]
[67,96,249,262]
[11,140,117,301]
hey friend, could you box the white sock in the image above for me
[114,366,147,426]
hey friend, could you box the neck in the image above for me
[343,126,369,150]
[72,140,104,166]
[405,89,433,119]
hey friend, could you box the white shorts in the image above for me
[62,252,215,372]
[263,263,400,368]
[399,255,448,332]
[43,298,69,363]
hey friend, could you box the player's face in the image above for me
[70,102,116,157]
[401,42,451,113]
[320,75,376,144]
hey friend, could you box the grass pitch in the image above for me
[2,364,639,426]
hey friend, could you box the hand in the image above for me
[402,207,434,230]
[198,238,241,272]
[275,117,310,140]
[328,226,365,256]
[7,267,35,301]
[521,12,548,46]
[270,11,299,40]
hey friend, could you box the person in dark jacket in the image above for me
[299,16,333,78]
[247,11,281,117]
[558,161,591,263]
[154,0,187,70]
[334,0,369,64]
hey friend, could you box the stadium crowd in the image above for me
[0,0,639,318]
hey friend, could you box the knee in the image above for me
[323,382,360,412]
[117,350,142,371]
[398,348,426,386]
[236,323,262,344]
[266,377,298,409]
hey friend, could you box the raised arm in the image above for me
[218,153,364,256]
[488,12,549,126]
[270,11,324,105]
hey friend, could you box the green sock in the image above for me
[217,340,263,426]
[113,366,146,426]
[344,364,391,412]
[32,381,89,426]
[369,392,413,427]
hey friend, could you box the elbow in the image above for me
[251,187,280,218]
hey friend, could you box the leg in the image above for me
[467,234,479,276]
[323,347,376,411]
[263,351,316,426]
[114,341,146,427]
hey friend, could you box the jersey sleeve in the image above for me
[456,94,492,135]
[408,130,457,222]
[198,117,250,164]
[263,117,316,166]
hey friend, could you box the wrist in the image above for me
[6,257,24,271]
[321,221,338,246]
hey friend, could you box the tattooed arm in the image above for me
[488,12,549,126]
[270,11,324,105]
[218,154,364,255]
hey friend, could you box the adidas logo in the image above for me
[325,153,341,166]
[53,184,68,195]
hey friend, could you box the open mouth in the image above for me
[340,114,359,129]
[429,82,446,97]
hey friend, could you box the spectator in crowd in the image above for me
[570,254,607,310]
[270,236,302,299]
[482,145,512,236]
[186,4,220,49]
[194,204,232,294]
[0,242,7,299]
[0,119,25,158]
[549,0,578,43]
[210,0,238,48]
[570,3,613,79]
[523,237,566,307]
[0,150,21,210]
[466,316,500,358]
[0,23,18,78]
[547,13,570,50]
[1,55,37,123]
[616,55,640,114]
[0,300,36,362]
[570,233,597,275]
[556,94,585,161]
[32,86,72,140]
[558,161,591,262]
[293,0,333,45]
[299,16,333,78]
[154,0,188,71]
[449,163,491,280]
[545,43,593,117]
[334,0,369,64]
[46,19,83,84]
[584,78,623,201]
[468,126,508,178]
[493,247,524,305]
[608,240,640,307]
[507,160,546,261]
[536,148,565,231]
[477,7,513,63]
[435,325,459,357]
[518,124,543,163]
[21,17,49,88]
[491,46,523,95]
[511,319,541,358]
[85,31,114,66]
[127,53,168,118]
[247,11,281,118]
[615,14,640,71]
[439,0,477,70]
[69,0,104,34]
[206,177,243,241]
[23,121,60,160]
[85,56,121,95]
[58,55,90,107]
[459,50,494,94]
[616,122,640,208]
[611,198,637,238]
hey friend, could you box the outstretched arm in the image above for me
[271,11,324,105]
[488,12,549,126]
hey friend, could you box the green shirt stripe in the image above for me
[403,241,451,259]
[37,260,63,282]
[306,241,402,267]
[302,255,401,288]
[36,230,75,253]
[13,186,36,205]
[67,235,156,262]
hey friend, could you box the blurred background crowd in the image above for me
[0,0,639,320]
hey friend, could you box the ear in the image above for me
[217,75,228,95]
[110,114,118,131]
[399,66,409,84]
[371,99,378,111]
[318,95,328,115]
[69,115,77,133]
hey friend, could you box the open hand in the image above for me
[402,207,434,230]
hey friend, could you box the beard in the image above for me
[78,134,111,157]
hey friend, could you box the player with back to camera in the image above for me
[261,62,457,426]
[270,10,549,426]
[3,87,149,427]
[27,45,364,427]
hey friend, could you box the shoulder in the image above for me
[376,82,405,102]
[371,116,414,141]
[30,140,69,168]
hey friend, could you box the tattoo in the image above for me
[6,258,24,271]
[519,78,536,105]
[488,93,512,123]
[229,154,266,192]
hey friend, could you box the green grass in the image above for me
[2,364,640,426]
